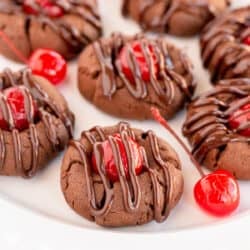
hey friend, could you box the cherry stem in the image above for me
[0,30,29,64]
[151,107,205,178]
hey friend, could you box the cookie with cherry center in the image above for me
[78,32,196,120]
[201,7,250,82]
[0,68,74,178]
[61,122,184,227]
[122,0,231,36]
[0,0,102,62]
[183,78,250,180]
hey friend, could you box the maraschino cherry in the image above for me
[0,30,67,85]
[23,0,64,18]
[29,49,67,84]
[229,103,250,137]
[92,134,143,183]
[117,41,159,84]
[0,87,38,131]
[151,107,240,217]
[243,36,250,46]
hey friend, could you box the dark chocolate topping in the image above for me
[0,68,74,177]
[183,78,250,164]
[0,0,102,54]
[122,0,231,32]
[70,122,177,222]
[200,7,250,82]
[93,33,195,103]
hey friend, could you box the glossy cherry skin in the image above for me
[117,41,159,84]
[23,0,64,18]
[0,87,38,131]
[243,36,250,46]
[194,170,240,217]
[229,103,250,137]
[29,49,67,85]
[92,134,143,183]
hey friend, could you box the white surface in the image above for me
[0,0,250,249]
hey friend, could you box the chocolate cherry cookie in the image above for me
[0,68,74,177]
[183,78,250,180]
[0,0,102,61]
[122,0,230,36]
[201,7,250,82]
[61,122,183,227]
[78,33,195,120]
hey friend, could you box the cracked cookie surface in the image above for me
[78,33,195,120]
[0,0,102,61]
[0,68,74,177]
[122,0,230,36]
[61,122,183,227]
[183,79,250,180]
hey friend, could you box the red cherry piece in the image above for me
[23,0,64,18]
[194,170,240,217]
[229,103,250,137]
[29,48,67,85]
[0,87,38,131]
[117,41,159,84]
[92,134,143,183]
[243,36,250,46]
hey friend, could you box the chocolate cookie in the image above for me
[78,33,195,120]
[201,7,250,82]
[61,122,183,227]
[0,0,102,61]
[0,68,74,177]
[183,78,250,180]
[122,0,230,36]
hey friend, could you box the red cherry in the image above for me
[29,49,67,85]
[92,134,143,183]
[117,41,159,84]
[23,0,64,18]
[0,87,38,131]
[194,170,240,217]
[243,36,250,46]
[229,103,250,137]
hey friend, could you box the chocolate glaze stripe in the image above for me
[94,33,194,102]
[0,0,102,51]
[201,7,250,81]
[0,68,73,177]
[70,140,114,217]
[123,0,230,32]
[148,131,172,222]
[22,70,74,138]
[0,130,5,169]
[183,79,250,164]
[70,122,173,222]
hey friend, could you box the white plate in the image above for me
[0,0,250,249]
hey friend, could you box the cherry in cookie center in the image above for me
[117,40,159,84]
[0,86,39,131]
[91,133,143,183]
[243,36,250,46]
[229,102,250,137]
[23,0,64,18]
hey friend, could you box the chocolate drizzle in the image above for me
[70,122,176,222]
[183,79,250,164]
[0,68,74,177]
[122,0,231,33]
[93,33,195,104]
[201,7,250,82]
[0,0,102,54]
